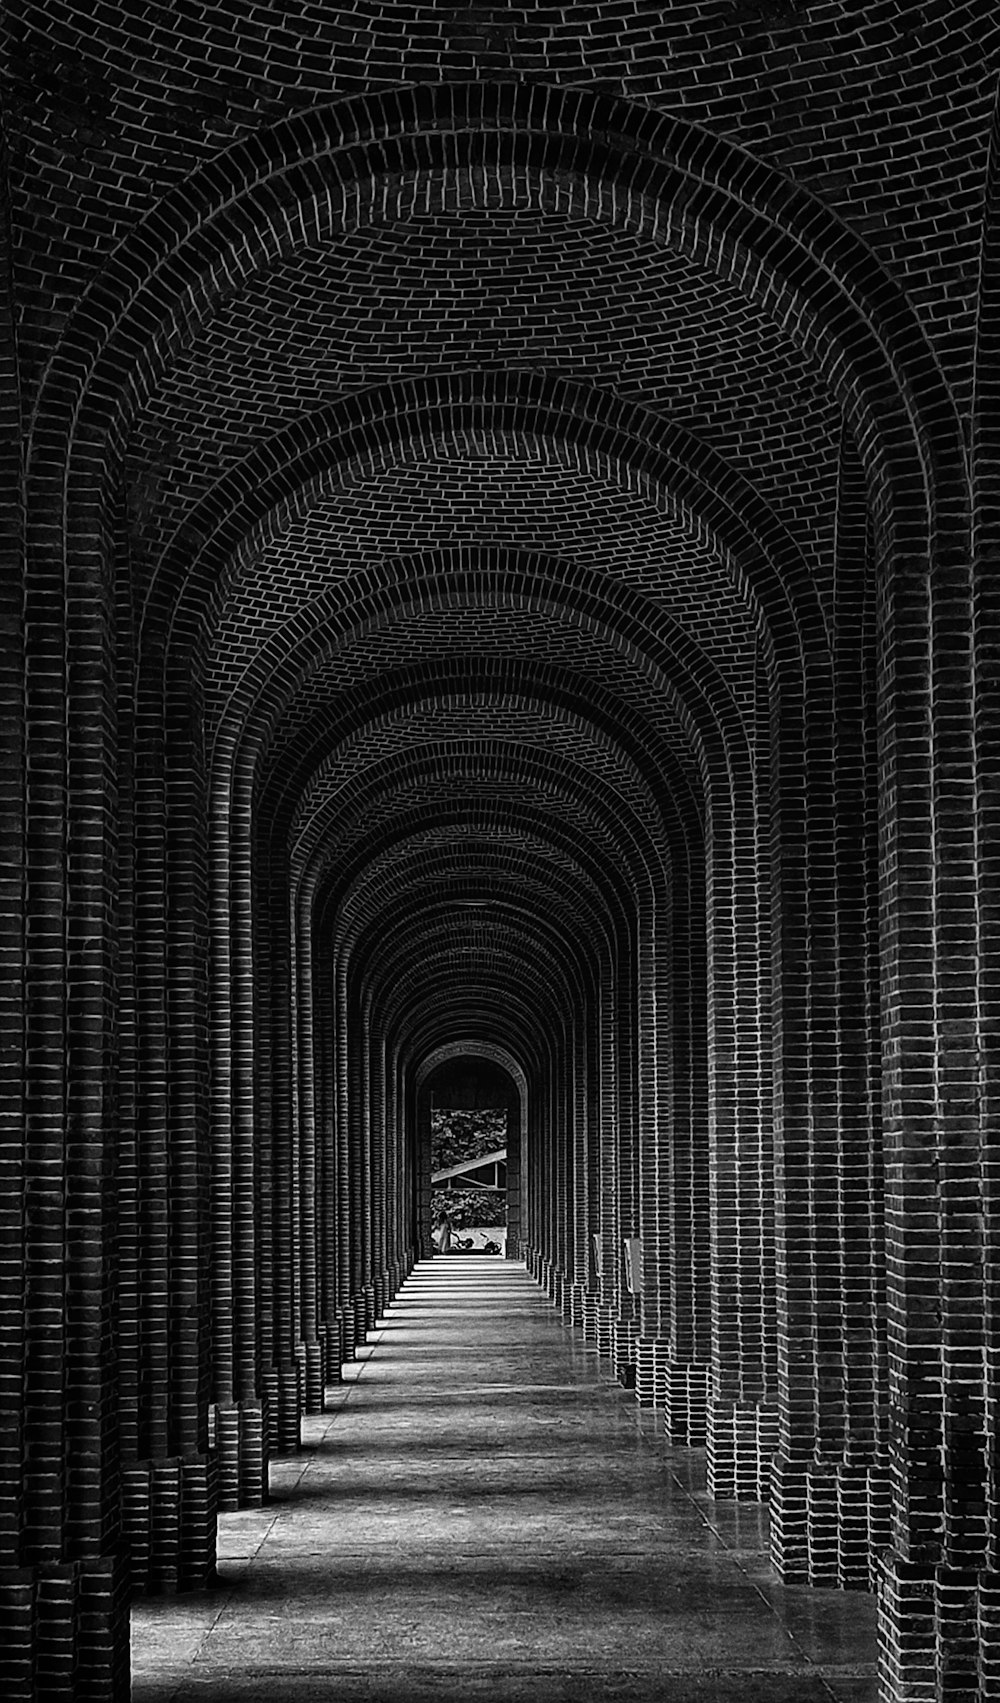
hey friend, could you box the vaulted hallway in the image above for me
[132,1259,878,1702]
[5,8,1000,1702]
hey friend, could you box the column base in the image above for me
[319,1320,342,1385]
[337,1302,355,1363]
[0,1552,131,1703]
[878,1557,1000,1702]
[707,1398,779,1501]
[121,1452,218,1591]
[635,1337,670,1409]
[213,1399,269,1511]
[662,1361,711,1443]
[611,1316,637,1385]
[262,1359,302,1454]
[561,1280,587,1328]
[596,1302,615,1358]
[296,1339,327,1415]
[770,1453,890,1589]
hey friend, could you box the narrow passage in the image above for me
[132,1260,878,1702]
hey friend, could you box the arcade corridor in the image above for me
[131,1259,878,1701]
[4,7,1000,1702]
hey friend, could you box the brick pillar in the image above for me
[554,1034,571,1303]
[965,92,1000,1699]
[770,436,889,1590]
[414,1084,434,1262]
[661,863,711,1443]
[12,386,131,1690]
[0,188,31,1676]
[358,991,376,1334]
[594,974,620,1355]
[294,890,326,1413]
[346,976,371,1342]
[636,908,672,1410]
[259,859,302,1451]
[566,1016,592,1326]
[368,1017,388,1321]
[614,968,640,1382]
[873,400,984,1692]
[209,772,268,1508]
[314,958,343,1376]
[505,1094,523,1260]
[707,755,778,1500]
[120,675,218,1584]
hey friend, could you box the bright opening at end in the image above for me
[430,1103,507,1255]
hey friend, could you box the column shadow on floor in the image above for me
[132,1261,878,1703]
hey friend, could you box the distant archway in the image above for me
[415,1045,529,1259]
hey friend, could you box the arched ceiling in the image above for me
[14,9,988,1086]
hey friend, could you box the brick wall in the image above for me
[3,11,998,1698]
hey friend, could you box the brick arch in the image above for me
[369,932,611,1279]
[162,373,821,678]
[310,808,647,976]
[293,746,671,925]
[360,909,598,1019]
[208,543,756,807]
[222,550,744,834]
[338,859,619,981]
[332,859,624,1017]
[330,941,572,1300]
[128,212,838,601]
[325,821,647,952]
[257,659,706,864]
[206,477,765,779]
[403,1024,552,1121]
[416,1043,528,1106]
[297,758,681,1326]
[336,867,623,1041]
[31,79,960,567]
[286,700,674,881]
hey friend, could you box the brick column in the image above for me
[564,1014,592,1331]
[10,418,130,1691]
[209,777,268,1509]
[874,449,983,1697]
[707,757,778,1500]
[635,905,670,1409]
[663,857,712,1444]
[294,899,325,1413]
[118,679,218,1590]
[345,977,371,1343]
[770,437,889,1590]
[258,859,302,1451]
[886,92,1000,1700]
[313,954,343,1372]
[612,968,640,1384]
[334,962,357,1358]
[593,971,621,1356]
[368,1017,388,1323]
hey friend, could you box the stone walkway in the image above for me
[132,1259,879,1702]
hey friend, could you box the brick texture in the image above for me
[2,11,998,1700]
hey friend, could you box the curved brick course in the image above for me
[3,9,998,1700]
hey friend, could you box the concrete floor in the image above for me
[132,1259,879,1702]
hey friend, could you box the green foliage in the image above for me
[430,1106,506,1174]
[431,1188,507,1230]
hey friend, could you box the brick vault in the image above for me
[1,5,999,1698]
